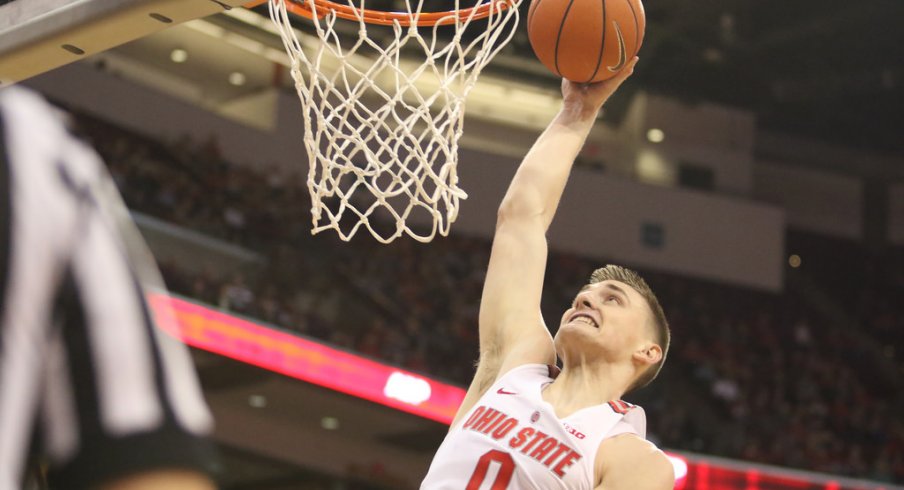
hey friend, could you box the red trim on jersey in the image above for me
[608,400,635,414]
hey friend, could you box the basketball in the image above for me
[527,0,645,83]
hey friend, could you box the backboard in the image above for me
[0,0,253,84]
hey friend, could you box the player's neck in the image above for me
[541,362,631,418]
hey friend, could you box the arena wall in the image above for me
[754,161,864,240]
[620,93,756,195]
[452,148,784,290]
[27,61,784,290]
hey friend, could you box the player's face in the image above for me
[554,280,655,363]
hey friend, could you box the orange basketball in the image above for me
[527,0,645,83]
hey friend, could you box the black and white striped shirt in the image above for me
[0,87,215,489]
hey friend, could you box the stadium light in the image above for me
[228,71,246,86]
[248,394,267,408]
[170,48,188,63]
[321,416,340,430]
[647,128,665,143]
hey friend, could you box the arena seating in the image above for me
[72,109,904,483]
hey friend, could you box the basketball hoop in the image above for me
[268,0,522,243]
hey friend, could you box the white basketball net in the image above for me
[269,0,521,242]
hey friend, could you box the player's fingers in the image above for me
[580,56,638,93]
[626,56,640,72]
[595,56,638,96]
[611,56,640,84]
[561,78,585,98]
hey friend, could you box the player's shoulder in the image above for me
[598,433,667,462]
[596,434,673,489]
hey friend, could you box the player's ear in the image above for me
[632,343,662,366]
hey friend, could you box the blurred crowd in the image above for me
[72,109,903,483]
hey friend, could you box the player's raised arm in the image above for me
[480,59,640,366]
[451,59,640,425]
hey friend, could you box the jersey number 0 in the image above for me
[466,450,515,489]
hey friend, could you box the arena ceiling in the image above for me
[623,0,904,156]
[255,0,904,156]
[4,0,904,157]
[480,0,904,157]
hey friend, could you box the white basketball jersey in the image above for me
[421,364,647,490]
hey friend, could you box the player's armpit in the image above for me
[449,357,501,429]
[595,435,675,490]
[451,331,555,430]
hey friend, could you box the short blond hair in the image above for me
[589,265,669,392]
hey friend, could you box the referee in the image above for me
[0,87,217,489]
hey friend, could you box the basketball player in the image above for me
[421,57,675,489]
[0,87,216,489]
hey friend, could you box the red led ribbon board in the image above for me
[148,293,466,424]
[671,454,895,490]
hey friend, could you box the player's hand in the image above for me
[561,56,638,119]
